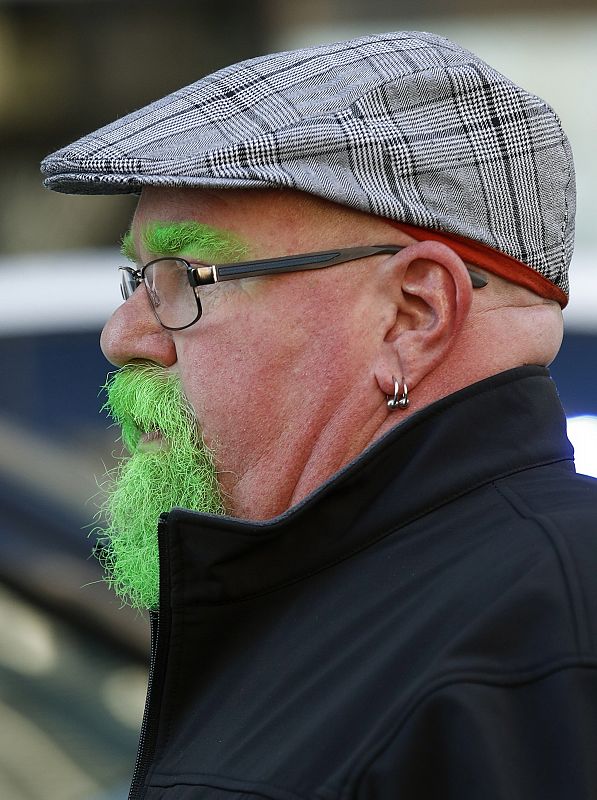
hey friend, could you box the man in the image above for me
[41,31,597,800]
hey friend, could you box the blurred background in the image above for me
[0,1,595,798]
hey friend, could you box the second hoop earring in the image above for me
[387,376,409,410]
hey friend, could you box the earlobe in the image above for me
[373,240,473,399]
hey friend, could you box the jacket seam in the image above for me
[146,771,310,800]
[346,658,597,800]
[492,480,590,653]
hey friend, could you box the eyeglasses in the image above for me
[119,245,488,330]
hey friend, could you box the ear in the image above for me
[373,240,474,397]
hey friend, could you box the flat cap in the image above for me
[41,31,575,301]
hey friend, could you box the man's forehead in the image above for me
[122,219,250,264]
[122,187,343,264]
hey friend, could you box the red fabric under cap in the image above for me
[387,221,567,308]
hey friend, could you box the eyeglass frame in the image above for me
[119,245,488,331]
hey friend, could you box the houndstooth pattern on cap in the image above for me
[41,31,575,295]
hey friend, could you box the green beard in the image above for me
[97,364,225,610]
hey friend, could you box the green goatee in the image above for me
[97,364,225,610]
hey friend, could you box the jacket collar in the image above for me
[161,366,573,606]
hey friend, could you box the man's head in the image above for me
[100,186,563,519]
[41,31,573,605]
[94,184,563,608]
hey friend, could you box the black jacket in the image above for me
[130,366,597,799]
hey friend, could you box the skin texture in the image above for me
[101,187,563,521]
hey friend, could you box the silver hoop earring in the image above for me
[387,376,409,410]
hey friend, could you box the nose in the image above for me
[100,285,177,367]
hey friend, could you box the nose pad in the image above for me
[148,286,161,308]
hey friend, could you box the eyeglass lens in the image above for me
[143,258,201,329]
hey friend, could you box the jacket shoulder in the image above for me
[492,461,597,653]
[495,460,597,540]
[358,662,597,800]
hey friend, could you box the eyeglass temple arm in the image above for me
[191,246,488,288]
[211,247,402,282]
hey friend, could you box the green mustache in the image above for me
[96,364,224,609]
[105,363,198,454]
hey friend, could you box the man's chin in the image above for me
[99,364,225,609]
[97,446,224,610]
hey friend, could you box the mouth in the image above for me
[137,429,168,453]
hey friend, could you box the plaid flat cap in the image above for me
[41,30,575,303]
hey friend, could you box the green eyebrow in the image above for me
[120,221,250,264]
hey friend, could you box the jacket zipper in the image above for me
[128,512,171,800]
